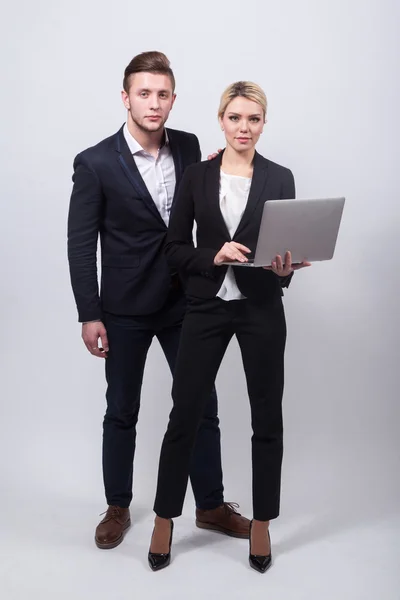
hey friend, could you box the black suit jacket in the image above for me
[165,150,295,302]
[67,125,200,322]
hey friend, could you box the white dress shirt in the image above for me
[217,171,252,301]
[123,123,176,226]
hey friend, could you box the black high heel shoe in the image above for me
[148,519,174,571]
[249,520,272,573]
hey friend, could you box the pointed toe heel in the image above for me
[249,520,272,574]
[148,519,174,572]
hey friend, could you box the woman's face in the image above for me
[219,96,265,152]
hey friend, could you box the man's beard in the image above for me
[130,112,165,134]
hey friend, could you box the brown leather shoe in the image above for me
[196,502,250,539]
[95,505,131,549]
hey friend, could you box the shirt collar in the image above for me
[123,122,169,156]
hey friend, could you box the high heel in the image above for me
[148,519,174,571]
[249,519,272,574]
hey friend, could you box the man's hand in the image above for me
[214,242,251,265]
[82,321,109,358]
[207,148,223,160]
[263,251,311,276]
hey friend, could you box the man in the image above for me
[67,51,250,549]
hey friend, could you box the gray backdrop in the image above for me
[1,0,399,598]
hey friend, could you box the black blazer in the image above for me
[165,150,295,302]
[67,125,200,322]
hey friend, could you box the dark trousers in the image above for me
[154,295,287,522]
[102,288,224,510]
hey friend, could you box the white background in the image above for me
[1,0,399,598]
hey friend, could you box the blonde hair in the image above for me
[218,81,267,120]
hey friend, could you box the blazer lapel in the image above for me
[204,150,269,240]
[233,151,269,238]
[115,127,166,227]
[205,152,231,239]
[166,129,184,196]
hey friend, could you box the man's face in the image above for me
[121,72,176,133]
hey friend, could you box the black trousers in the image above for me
[154,295,287,521]
[102,288,224,510]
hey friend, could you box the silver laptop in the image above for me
[223,197,345,267]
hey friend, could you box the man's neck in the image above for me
[127,116,165,156]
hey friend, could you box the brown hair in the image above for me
[123,51,175,92]
[218,81,267,120]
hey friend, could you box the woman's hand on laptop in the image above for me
[263,251,311,275]
[214,242,251,265]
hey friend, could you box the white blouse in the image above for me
[216,171,252,301]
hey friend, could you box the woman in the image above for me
[148,81,310,572]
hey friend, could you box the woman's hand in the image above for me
[263,251,311,276]
[214,242,251,265]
